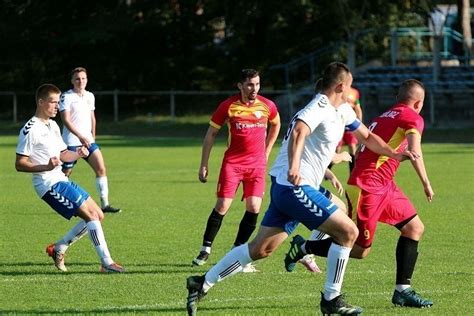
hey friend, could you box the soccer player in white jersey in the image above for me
[59,67,120,213]
[185,62,418,316]
[15,84,124,273]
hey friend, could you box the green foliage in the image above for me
[0,136,473,314]
[1,1,435,91]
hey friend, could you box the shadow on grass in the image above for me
[0,303,299,314]
[0,261,212,275]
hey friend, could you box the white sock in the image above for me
[201,246,211,254]
[309,229,330,241]
[86,220,113,266]
[95,176,109,208]
[203,244,252,293]
[396,284,410,292]
[324,243,351,301]
[55,220,88,253]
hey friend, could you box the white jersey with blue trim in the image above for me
[59,89,95,146]
[16,117,69,197]
[270,93,360,188]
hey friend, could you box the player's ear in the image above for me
[413,100,422,112]
[237,82,242,90]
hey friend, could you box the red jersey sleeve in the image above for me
[210,96,236,129]
[257,95,279,123]
[401,110,424,137]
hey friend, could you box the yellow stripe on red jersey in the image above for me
[348,104,424,192]
[210,94,279,167]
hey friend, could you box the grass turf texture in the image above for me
[0,134,473,315]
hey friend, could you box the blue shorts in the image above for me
[42,181,90,219]
[62,143,100,170]
[261,181,338,235]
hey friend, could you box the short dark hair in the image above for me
[36,84,61,102]
[397,79,425,102]
[240,68,259,83]
[71,67,87,79]
[317,62,350,91]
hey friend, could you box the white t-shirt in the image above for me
[59,89,95,146]
[270,94,360,188]
[16,117,69,197]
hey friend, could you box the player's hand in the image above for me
[329,177,344,196]
[198,166,208,183]
[47,156,61,170]
[332,151,352,164]
[79,136,91,149]
[287,169,301,186]
[424,183,434,202]
[76,146,89,158]
[395,150,419,162]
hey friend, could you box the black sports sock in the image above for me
[304,238,333,257]
[233,211,258,246]
[396,236,419,285]
[202,209,224,248]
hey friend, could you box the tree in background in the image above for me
[0,0,467,92]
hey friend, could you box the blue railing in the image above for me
[270,26,473,88]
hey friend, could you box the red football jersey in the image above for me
[210,94,279,167]
[348,103,424,192]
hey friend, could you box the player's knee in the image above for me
[410,221,425,239]
[248,243,272,260]
[82,210,100,221]
[97,210,105,221]
[401,217,425,239]
[345,223,359,244]
[95,166,106,177]
[252,248,272,260]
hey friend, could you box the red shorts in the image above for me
[338,131,358,147]
[217,164,266,199]
[346,182,417,248]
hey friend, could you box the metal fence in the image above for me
[1,88,473,128]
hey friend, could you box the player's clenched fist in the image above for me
[76,146,89,158]
[48,156,61,170]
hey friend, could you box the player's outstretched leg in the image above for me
[392,288,433,308]
[284,234,306,272]
[320,292,363,315]
[186,275,207,316]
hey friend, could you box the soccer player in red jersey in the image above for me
[346,79,434,308]
[287,79,434,308]
[192,69,281,271]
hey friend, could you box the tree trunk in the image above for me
[458,0,472,64]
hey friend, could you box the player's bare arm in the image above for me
[60,110,91,148]
[325,168,344,195]
[265,114,281,159]
[199,125,219,183]
[15,154,61,173]
[60,147,89,162]
[91,111,96,139]
[353,124,418,161]
[287,120,310,185]
[354,104,363,121]
[406,132,434,202]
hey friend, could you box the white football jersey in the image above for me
[16,117,69,197]
[270,94,360,188]
[59,89,95,146]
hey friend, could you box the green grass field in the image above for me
[1,135,473,315]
